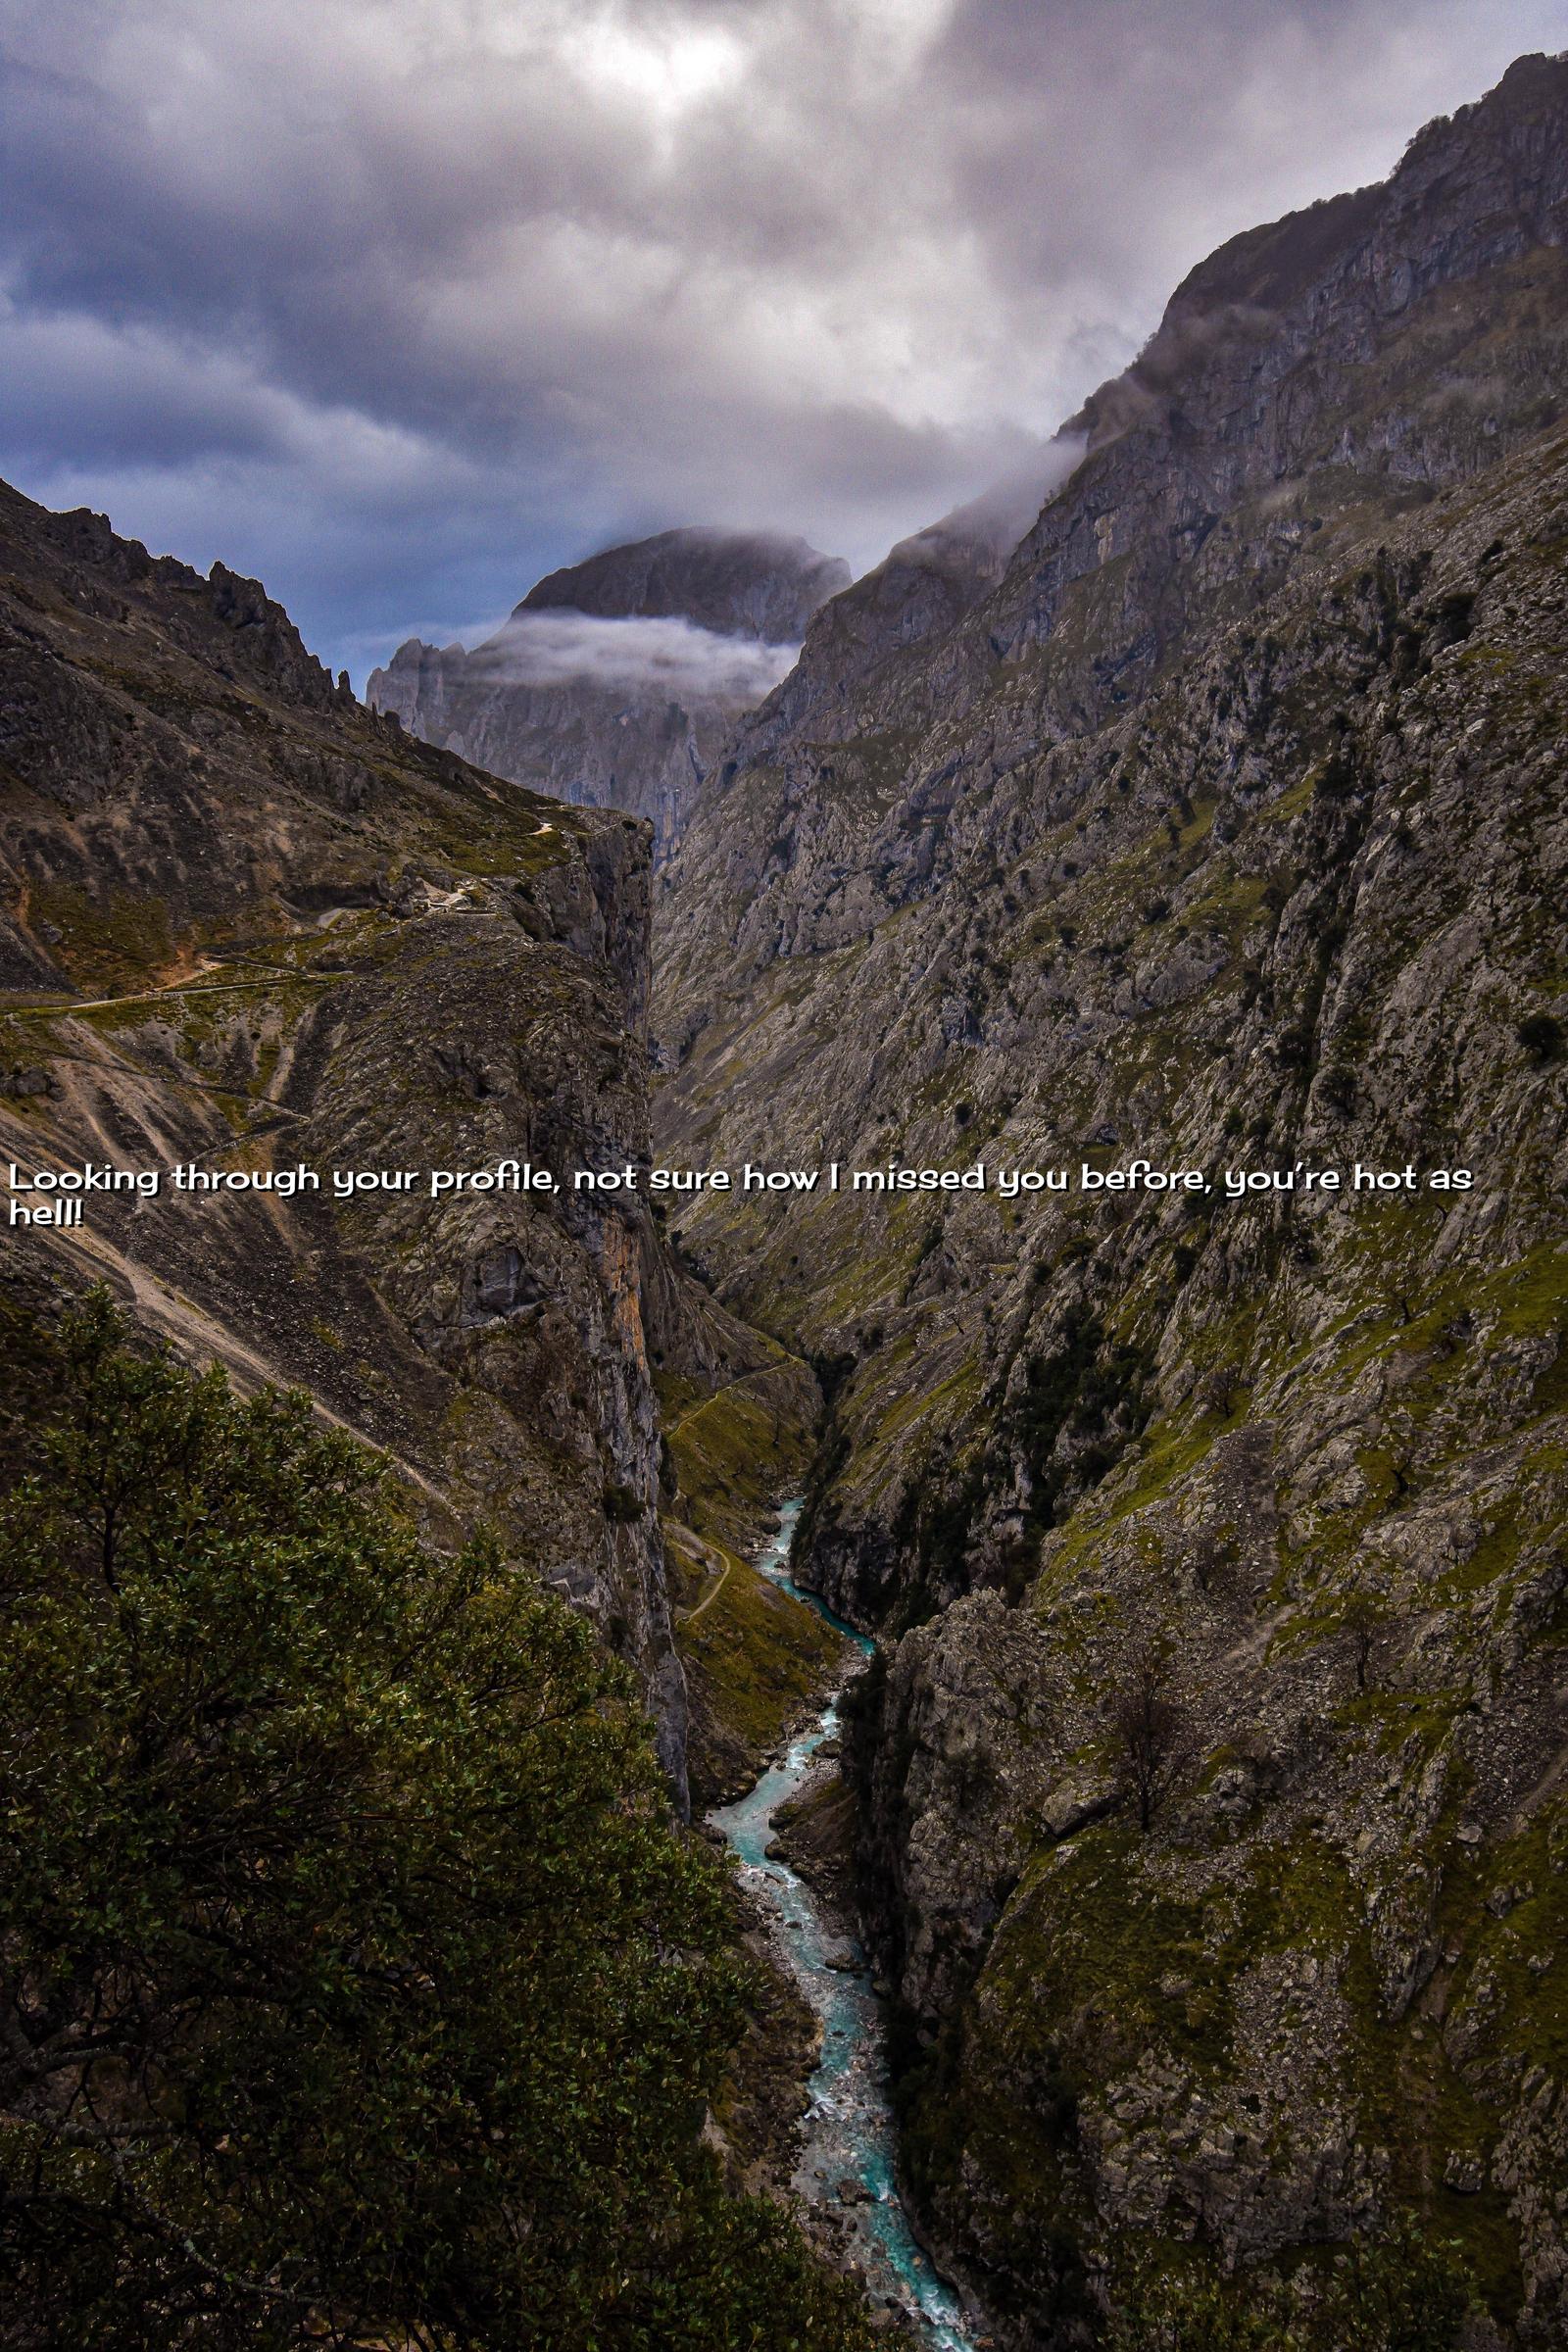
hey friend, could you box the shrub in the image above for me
[1106,2217,1473,2350]
[603,1474,646,1520]
[1109,1644,1187,1832]
[1517,1010,1565,1063]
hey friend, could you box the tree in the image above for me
[1316,2217,1474,2351]
[1342,1591,1391,1692]
[0,1293,882,2351]
[1105,2250,1288,2351]
[1188,1524,1233,1596]
[1196,1361,1243,1418]
[1516,1010,1564,1063]
[1110,1644,1187,1832]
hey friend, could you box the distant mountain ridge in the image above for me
[517,525,851,642]
[367,526,849,850]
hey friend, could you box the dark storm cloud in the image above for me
[1,0,1564,678]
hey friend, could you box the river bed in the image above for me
[709,1500,983,2351]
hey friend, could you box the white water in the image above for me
[710,1501,983,2350]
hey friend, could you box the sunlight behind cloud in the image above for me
[557,8,746,121]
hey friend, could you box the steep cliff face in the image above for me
[517,526,851,641]
[726,444,1089,760]
[652,55,1568,2342]
[0,475,705,1800]
[367,527,850,852]
[838,452,1568,2343]
[662,50,1568,981]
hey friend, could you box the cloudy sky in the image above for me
[3,0,1565,681]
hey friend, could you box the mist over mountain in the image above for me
[402,612,803,706]
[368,525,848,851]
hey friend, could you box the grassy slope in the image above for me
[662,1369,847,1808]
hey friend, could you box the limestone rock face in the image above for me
[517,526,850,642]
[0,473,737,1808]
[367,527,849,853]
[652,55,1568,2340]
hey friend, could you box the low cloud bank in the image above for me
[468,610,803,703]
[961,431,1091,558]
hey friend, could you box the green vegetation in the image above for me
[891,1780,1549,2340]
[0,1296,881,2350]
[891,1310,1154,1604]
[662,1365,844,1799]
[27,882,175,996]
[662,1370,810,1558]
[1106,2222,1475,2350]
[1516,1009,1565,1062]
[672,1522,843,1791]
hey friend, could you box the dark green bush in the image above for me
[1105,2219,1474,2351]
[0,1294,880,2351]
[1517,1010,1565,1063]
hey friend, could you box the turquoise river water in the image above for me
[710,1501,983,2350]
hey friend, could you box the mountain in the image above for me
[652,54,1568,2344]
[0,475,874,2341]
[516,525,851,640]
[366,526,850,852]
[10,42,1568,2350]
[0,477,800,1812]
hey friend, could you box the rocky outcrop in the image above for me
[0,473,713,1804]
[661,51,1568,986]
[367,527,849,852]
[518,526,850,642]
[651,54,1568,2342]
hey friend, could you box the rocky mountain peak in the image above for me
[5,482,356,718]
[678,50,1568,851]
[366,525,849,851]
[1065,44,1560,462]
[517,525,851,642]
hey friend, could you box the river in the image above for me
[710,1499,984,2351]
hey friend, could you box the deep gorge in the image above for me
[4,43,1568,2352]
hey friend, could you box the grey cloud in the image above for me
[1,0,1564,681]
